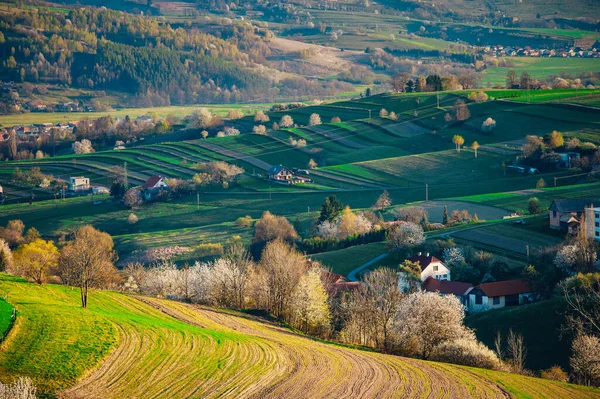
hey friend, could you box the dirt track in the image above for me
[63,296,600,399]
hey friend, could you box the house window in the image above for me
[596,222,599,228]
[442,274,447,279]
[553,211,557,218]
[433,265,438,271]
[505,294,519,306]
[596,232,599,237]
[493,297,500,305]
[475,295,482,305]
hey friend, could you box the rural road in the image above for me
[345,217,529,281]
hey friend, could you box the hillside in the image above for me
[0,275,598,398]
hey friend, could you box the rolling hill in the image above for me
[0,274,599,398]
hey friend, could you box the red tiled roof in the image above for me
[476,279,532,297]
[143,175,163,188]
[422,276,472,296]
[407,254,443,271]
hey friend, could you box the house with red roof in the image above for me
[406,252,451,281]
[422,276,472,306]
[465,279,535,313]
[143,175,169,200]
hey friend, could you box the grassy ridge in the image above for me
[1,275,599,398]
[0,299,13,337]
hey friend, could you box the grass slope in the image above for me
[0,275,598,398]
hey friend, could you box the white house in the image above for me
[408,253,451,281]
[68,176,90,192]
[142,175,169,200]
[465,279,534,313]
[92,186,110,195]
[399,253,451,292]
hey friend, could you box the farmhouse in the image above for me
[549,199,600,233]
[465,279,534,313]
[267,165,311,185]
[407,253,451,281]
[68,176,90,192]
[422,276,472,306]
[143,175,169,200]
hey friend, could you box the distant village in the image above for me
[483,41,600,59]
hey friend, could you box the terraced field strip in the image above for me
[196,141,272,171]
[308,125,368,149]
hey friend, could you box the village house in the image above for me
[422,276,472,306]
[68,176,90,192]
[465,279,535,313]
[399,253,451,292]
[267,165,311,184]
[143,175,169,200]
[549,198,600,234]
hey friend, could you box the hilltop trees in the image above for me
[506,70,518,88]
[481,118,496,133]
[58,225,118,308]
[387,222,424,254]
[72,139,94,154]
[374,190,392,210]
[391,72,410,93]
[227,109,244,120]
[548,131,565,149]
[253,125,267,135]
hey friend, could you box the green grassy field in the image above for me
[0,299,13,337]
[0,104,272,125]
[310,242,388,276]
[482,58,600,87]
[1,274,599,398]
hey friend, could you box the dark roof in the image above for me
[406,254,443,272]
[550,199,599,213]
[422,277,472,296]
[476,279,532,297]
[268,165,290,175]
[143,175,164,188]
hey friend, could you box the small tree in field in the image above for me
[227,109,244,120]
[374,190,392,210]
[254,110,270,123]
[128,213,139,224]
[279,115,294,128]
[308,159,318,169]
[536,178,546,189]
[528,197,542,214]
[309,113,322,126]
[453,100,470,121]
[201,130,209,139]
[387,222,424,254]
[291,267,331,334]
[548,130,564,149]
[379,108,388,118]
[331,116,341,123]
[452,135,465,152]
[58,225,118,308]
[13,239,59,284]
[253,125,267,135]
[571,334,600,386]
[471,141,480,158]
[481,117,496,133]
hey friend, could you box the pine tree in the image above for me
[319,195,344,223]
[443,205,449,225]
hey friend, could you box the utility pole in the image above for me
[526,244,530,263]
[554,176,557,189]
[197,192,200,211]
[436,92,440,108]
[269,184,271,200]
[425,183,429,202]
[368,109,372,120]
[307,206,310,214]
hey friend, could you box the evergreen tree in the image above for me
[319,195,344,223]
[443,205,449,225]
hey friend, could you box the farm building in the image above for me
[68,176,90,192]
[422,277,472,306]
[267,165,311,185]
[549,198,600,233]
[143,175,169,200]
[465,279,535,313]
[399,253,451,292]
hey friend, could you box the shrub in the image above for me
[128,213,139,224]
[432,338,501,370]
[236,215,253,227]
[541,366,569,382]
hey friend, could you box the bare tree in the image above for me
[58,226,119,308]
[309,113,322,126]
[252,240,308,318]
[373,190,392,210]
[570,334,600,386]
[507,329,527,373]
[253,211,298,243]
[254,110,270,123]
[279,115,294,128]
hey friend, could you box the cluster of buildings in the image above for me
[483,42,600,58]
[549,198,600,240]
[401,253,536,313]
[267,165,312,185]
[0,122,76,142]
